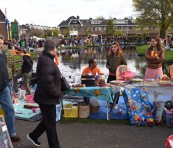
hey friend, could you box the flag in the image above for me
[5,7,9,33]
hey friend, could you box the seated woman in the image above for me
[82,58,101,76]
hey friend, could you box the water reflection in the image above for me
[59,46,145,77]
[58,45,170,78]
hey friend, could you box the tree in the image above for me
[44,29,52,38]
[14,19,19,24]
[30,29,44,37]
[114,30,123,37]
[52,28,60,37]
[95,16,105,20]
[106,18,115,36]
[133,0,173,38]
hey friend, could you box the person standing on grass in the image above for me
[13,49,33,94]
[0,34,21,142]
[27,37,61,148]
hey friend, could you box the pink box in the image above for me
[25,94,35,103]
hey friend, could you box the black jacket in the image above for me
[21,54,33,73]
[34,50,61,105]
[0,52,9,92]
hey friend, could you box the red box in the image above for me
[25,94,35,103]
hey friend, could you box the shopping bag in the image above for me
[61,76,70,92]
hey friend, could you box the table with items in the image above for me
[65,86,115,120]
[109,80,173,125]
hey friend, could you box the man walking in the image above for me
[27,37,61,148]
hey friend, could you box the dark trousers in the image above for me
[31,104,60,148]
[107,75,119,104]
[107,75,116,83]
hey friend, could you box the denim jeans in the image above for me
[0,86,16,137]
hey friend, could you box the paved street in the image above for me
[12,119,172,148]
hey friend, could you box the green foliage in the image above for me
[106,18,115,36]
[136,45,173,62]
[133,0,173,38]
[44,28,60,38]
[14,19,18,24]
[44,29,53,38]
[136,45,148,56]
[165,50,173,62]
[114,30,123,36]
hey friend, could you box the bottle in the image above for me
[95,72,99,81]
[99,73,106,87]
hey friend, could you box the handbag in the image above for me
[61,76,70,91]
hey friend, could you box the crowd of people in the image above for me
[0,33,166,147]
[4,35,152,52]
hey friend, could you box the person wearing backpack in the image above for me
[13,49,33,94]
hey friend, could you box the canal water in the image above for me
[57,45,147,83]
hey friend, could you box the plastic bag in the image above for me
[121,71,136,80]
[18,89,26,99]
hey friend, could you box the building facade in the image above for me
[58,16,160,37]
[0,9,9,39]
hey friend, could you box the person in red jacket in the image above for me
[27,37,61,148]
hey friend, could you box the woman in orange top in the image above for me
[144,36,164,81]
[82,58,101,76]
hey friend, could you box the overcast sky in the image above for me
[0,0,135,27]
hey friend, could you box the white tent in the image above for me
[31,36,45,42]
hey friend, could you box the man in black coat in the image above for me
[27,37,61,148]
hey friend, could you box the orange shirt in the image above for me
[82,66,101,75]
[54,53,59,65]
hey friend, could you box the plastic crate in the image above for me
[0,105,5,116]
[64,104,78,118]
[163,107,173,127]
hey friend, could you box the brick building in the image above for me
[58,16,160,37]
[0,9,9,39]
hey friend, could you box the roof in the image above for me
[19,25,30,30]
[58,16,135,27]
[0,9,5,22]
